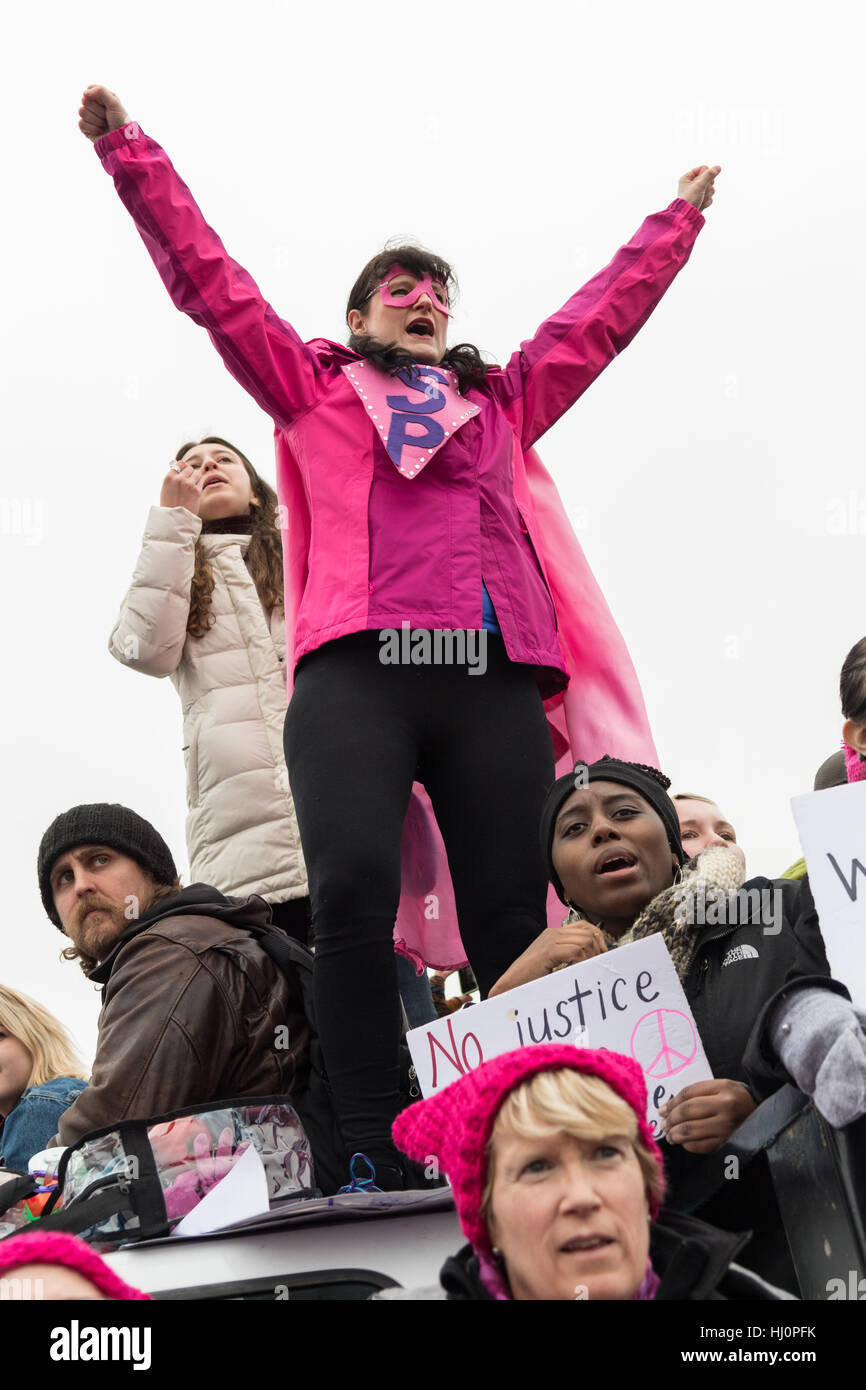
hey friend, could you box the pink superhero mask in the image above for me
[377,264,453,318]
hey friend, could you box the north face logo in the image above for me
[722,944,759,967]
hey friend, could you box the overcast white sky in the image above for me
[3,0,863,1065]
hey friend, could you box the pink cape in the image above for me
[394,445,659,973]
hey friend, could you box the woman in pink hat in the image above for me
[388,1045,790,1300]
[0,1231,149,1300]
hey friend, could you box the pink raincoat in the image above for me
[95,124,705,969]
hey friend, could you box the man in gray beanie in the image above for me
[39,803,309,1147]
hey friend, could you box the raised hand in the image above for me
[159,459,206,514]
[78,84,130,142]
[678,164,722,212]
[488,921,607,996]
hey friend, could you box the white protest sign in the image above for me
[791,781,866,1009]
[407,935,712,1138]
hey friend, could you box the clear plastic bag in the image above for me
[53,1098,313,1242]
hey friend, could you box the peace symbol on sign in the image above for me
[630,1008,697,1079]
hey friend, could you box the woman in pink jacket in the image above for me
[79,84,718,1190]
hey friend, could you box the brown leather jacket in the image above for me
[57,887,309,1145]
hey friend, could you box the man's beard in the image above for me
[67,896,128,961]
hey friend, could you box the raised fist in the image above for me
[678,164,722,212]
[78,85,130,142]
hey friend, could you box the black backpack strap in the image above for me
[250,928,318,1028]
[0,1172,36,1217]
[122,1125,169,1238]
[11,1183,133,1239]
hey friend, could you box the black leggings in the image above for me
[284,632,554,1166]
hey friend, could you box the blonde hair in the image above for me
[0,985,88,1088]
[482,1069,663,1224]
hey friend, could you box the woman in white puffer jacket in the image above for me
[109,436,309,938]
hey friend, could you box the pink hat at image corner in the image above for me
[393,1044,665,1259]
[0,1230,150,1300]
[843,740,866,783]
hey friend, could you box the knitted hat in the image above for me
[393,1045,664,1274]
[38,804,178,930]
[0,1230,150,1300]
[843,741,866,785]
[541,755,687,905]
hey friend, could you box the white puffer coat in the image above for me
[109,505,307,902]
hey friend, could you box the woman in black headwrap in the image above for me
[491,755,848,1291]
[492,756,832,1154]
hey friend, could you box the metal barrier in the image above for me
[664,1085,866,1299]
[767,1095,866,1300]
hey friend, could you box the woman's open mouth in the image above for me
[406,318,435,338]
[594,850,638,877]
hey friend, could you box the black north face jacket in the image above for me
[676,874,838,1100]
[662,873,846,1293]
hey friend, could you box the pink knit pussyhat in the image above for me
[0,1231,150,1300]
[393,1045,664,1293]
[843,740,866,783]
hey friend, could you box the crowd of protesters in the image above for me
[1,82,865,1302]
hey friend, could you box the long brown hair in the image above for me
[177,437,285,638]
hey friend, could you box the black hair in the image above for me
[841,637,866,721]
